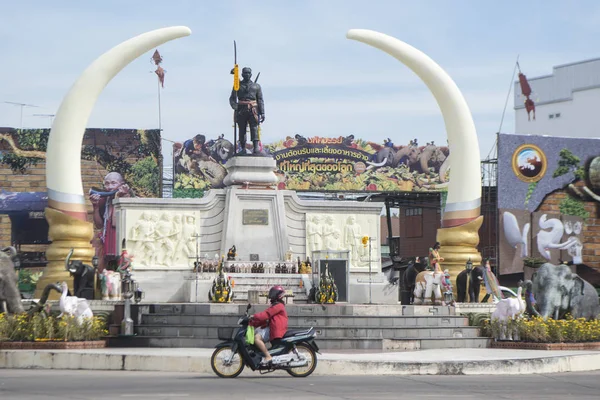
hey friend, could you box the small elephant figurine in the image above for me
[98,270,122,300]
[413,270,444,305]
[400,257,426,304]
[456,265,484,302]
[65,249,95,300]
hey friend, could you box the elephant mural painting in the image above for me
[526,263,599,320]
[0,247,25,314]
[413,270,445,305]
[536,215,583,264]
[456,263,484,303]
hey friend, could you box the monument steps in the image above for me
[110,303,491,350]
[134,324,481,340]
[140,313,470,327]
[225,273,311,303]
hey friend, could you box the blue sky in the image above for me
[2,1,599,165]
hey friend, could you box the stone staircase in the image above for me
[108,303,490,350]
[227,273,311,304]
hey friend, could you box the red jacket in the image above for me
[249,302,288,340]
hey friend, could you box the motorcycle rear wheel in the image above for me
[211,347,245,378]
[286,343,317,378]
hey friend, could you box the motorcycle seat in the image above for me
[282,328,313,338]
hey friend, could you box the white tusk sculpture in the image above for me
[46,26,192,220]
[37,26,191,300]
[346,29,483,284]
[502,211,530,258]
[346,29,481,228]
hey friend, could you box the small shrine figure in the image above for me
[208,255,233,303]
[227,245,237,261]
[258,262,264,273]
[428,242,444,273]
[441,269,454,306]
[281,263,288,274]
[299,261,312,274]
[275,263,281,274]
[291,263,296,274]
[117,244,133,274]
[251,263,258,273]
[285,248,293,262]
[316,261,338,304]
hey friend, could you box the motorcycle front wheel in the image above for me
[211,347,245,378]
[286,343,317,378]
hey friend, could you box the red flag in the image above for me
[518,71,535,121]
[155,66,165,88]
[518,73,532,97]
[152,49,163,65]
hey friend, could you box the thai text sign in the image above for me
[173,134,449,197]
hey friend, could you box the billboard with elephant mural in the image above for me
[173,134,450,198]
[497,133,600,275]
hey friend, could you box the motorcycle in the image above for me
[210,304,320,378]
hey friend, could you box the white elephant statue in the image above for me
[413,271,444,305]
[491,286,525,341]
[99,270,122,300]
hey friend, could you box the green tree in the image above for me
[553,149,585,179]
[128,156,160,197]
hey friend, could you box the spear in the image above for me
[232,41,239,152]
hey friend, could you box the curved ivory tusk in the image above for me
[346,29,481,228]
[366,156,388,169]
[46,26,192,219]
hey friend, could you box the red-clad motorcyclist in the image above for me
[249,285,288,364]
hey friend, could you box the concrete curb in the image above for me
[2,350,600,375]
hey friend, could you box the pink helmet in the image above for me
[268,285,285,303]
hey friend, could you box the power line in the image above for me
[3,101,41,132]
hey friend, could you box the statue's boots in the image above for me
[236,141,247,155]
[252,140,263,156]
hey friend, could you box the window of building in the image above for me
[405,207,423,238]
[549,114,554,119]
[555,112,561,118]
[405,208,422,216]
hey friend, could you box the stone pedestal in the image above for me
[223,156,278,187]
[35,208,95,300]
[437,216,484,300]
[113,188,391,304]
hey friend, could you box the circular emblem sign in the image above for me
[512,144,547,182]
[353,162,366,174]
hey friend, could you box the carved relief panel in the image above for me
[125,209,201,269]
[305,213,378,268]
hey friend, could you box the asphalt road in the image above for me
[1,370,600,399]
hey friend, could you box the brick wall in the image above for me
[537,188,600,270]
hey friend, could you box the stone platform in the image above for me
[108,303,489,350]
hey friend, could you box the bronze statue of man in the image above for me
[229,67,265,155]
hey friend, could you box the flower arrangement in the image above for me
[477,314,600,343]
[316,261,338,304]
[361,236,369,248]
[0,313,108,342]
